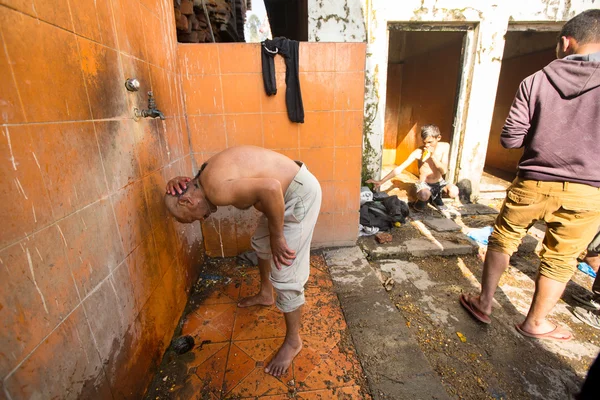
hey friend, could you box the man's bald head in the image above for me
[164,182,214,223]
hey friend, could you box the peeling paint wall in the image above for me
[308,0,598,193]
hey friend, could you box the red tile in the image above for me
[334,110,364,147]
[201,207,238,257]
[261,73,287,113]
[218,43,262,74]
[58,198,125,296]
[0,8,90,122]
[138,278,177,351]
[333,212,359,243]
[311,213,335,246]
[235,208,262,252]
[183,74,223,115]
[78,37,128,119]
[0,36,25,124]
[29,122,108,219]
[299,112,335,148]
[70,0,117,48]
[178,43,220,75]
[297,346,358,391]
[334,147,363,182]
[179,116,191,155]
[0,226,80,377]
[3,306,113,400]
[181,304,236,342]
[223,343,256,394]
[221,74,262,113]
[2,0,73,31]
[82,275,131,363]
[134,119,164,176]
[143,170,169,231]
[95,119,141,193]
[109,259,138,329]
[335,43,366,72]
[233,307,286,340]
[234,338,283,362]
[299,148,334,182]
[300,73,336,112]
[332,181,361,213]
[186,342,229,370]
[0,125,54,248]
[275,148,300,161]
[188,115,227,153]
[263,113,299,149]
[144,13,171,71]
[299,43,336,72]
[150,66,178,118]
[120,54,153,113]
[111,0,147,60]
[111,179,151,255]
[193,343,229,398]
[228,365,290,398]
[225,113,263,147]
[126,234,162,310]
[319,181,335,213]
[334,72,365,111]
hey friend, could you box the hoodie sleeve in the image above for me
[501,78,531,149]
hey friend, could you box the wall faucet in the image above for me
[135,91,165,120]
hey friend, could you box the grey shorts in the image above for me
[251,162,322,313]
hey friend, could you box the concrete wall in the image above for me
[308,0,598,192]
[0,1,203,398]
[179,42,366,255]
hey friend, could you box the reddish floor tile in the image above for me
[297,346,359,392]
[226,366,290,398]
[222,343,255,394]
[201,277,241,305]
[193,344,229,398]
[181,304,236,343]
[185,342,228,371]
[233,307,286,341]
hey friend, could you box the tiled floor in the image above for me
[160,256,371,399]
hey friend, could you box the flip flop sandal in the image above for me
[515,323,573,342]
[459,293,492,324]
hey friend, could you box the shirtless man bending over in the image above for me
[368,124,458,211]
[164,146,322,377]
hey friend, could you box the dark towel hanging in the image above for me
[261,37,304,123]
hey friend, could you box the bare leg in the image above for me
[238,257,275,307]
[468,250,511,315]
[520,274,569,335]
[265,307,303,377]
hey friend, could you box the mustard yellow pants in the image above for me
[488,178,600,283]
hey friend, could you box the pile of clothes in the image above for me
[359,188,410,236]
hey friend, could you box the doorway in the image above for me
[384,25,473,189]
[482,27,560,196]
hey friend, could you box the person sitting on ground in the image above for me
[367,124,459,211]
[164,146,322,377]
[572,229,600,329]
[459,9,600,341]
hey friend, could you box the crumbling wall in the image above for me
[308,0,596,192]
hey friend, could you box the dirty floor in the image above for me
[145,257,371,399]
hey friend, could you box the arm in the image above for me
[367,150,420,188]
[501,79,531,149]
[426,144,449,175]
[209,178,295,269]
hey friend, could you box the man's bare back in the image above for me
[199,146,300,211]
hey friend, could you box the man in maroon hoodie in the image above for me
[460,9,600,341]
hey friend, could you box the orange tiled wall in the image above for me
[178,42,366,256]
[0,1,202,398]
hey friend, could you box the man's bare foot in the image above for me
[265,338,302,377]
[237,293,274,308]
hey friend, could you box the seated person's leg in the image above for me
[444,183,459,199]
